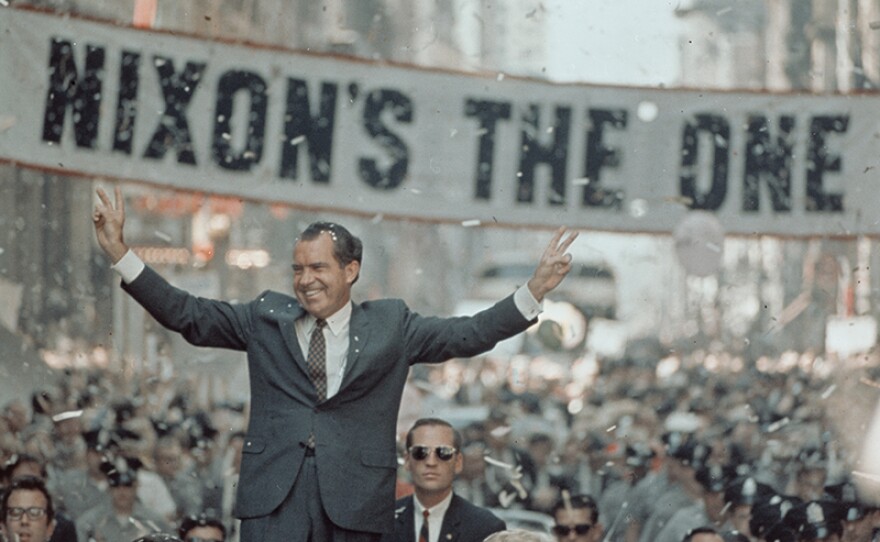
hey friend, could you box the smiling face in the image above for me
[2,489,55,542]
[405,424,463,503]
[293,232,359,320]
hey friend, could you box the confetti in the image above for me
[52,410,83,422]
[0,115,16,132]
[820,384,836,399]
[461,219,481,227]
[483,455,516,470]
[571,177,591,186]
[154,230,172,242]
[291,135,306,145]
[496,73,505,81]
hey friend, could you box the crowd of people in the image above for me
[1,344,879,542]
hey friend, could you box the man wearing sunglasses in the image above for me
[381,418,506,542]
[1,475,57,542]
[551,494,604,542]
[94,187,577,542]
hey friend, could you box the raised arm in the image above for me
[527,226,579,302]
[92,186,130,264]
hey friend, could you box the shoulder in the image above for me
[452,495,505,525]
[251,290,299,313]
[358,298,407,312]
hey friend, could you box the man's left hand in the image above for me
[527,227,579,302]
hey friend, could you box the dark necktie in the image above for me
[307,319,328,401]
[419,509,429,542]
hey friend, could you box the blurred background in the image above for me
[6,0,880,537]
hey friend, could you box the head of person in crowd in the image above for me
[723,476,775,537]
[527,433,555,468]
[785,500,843,542]
[483,409,513,454]
[3,399,30,435]
[404,418,463,506]
[666,436,711,493]
[155,435,185,481]
[623,442,656,485]
[131,535,184,542]
[550,493,602,542]
[1,475,56,542]
[682,526,725,542]
[823,479,880,542]
[103,456,142,515]
[178,513,226,542]
[749,493,802,541]
[793,448,828,502]
[695,463,738,525]
[459,441,487,484]
[83,428,116,479]
[3,453,48,485]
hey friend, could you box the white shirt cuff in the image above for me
[111,250,145,284]
[513,284,542,320]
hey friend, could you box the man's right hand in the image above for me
[93,186,129,263]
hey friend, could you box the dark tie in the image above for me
[419,509,429,542]
[307,318,328,401]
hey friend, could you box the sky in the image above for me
[544,0,684,86]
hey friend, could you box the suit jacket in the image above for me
[380,494,507,542]
[121,266,533,533]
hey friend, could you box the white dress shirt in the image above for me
[414,492,453,542]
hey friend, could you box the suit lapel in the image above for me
[276,305,308,375]
[339,302,371,391]
[439,495,462,542]
[395,496,415,542]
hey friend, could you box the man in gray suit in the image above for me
[93,187,577,541]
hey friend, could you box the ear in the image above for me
[344,260,360,285]
[47,518,57,539]
[454,453,464,476]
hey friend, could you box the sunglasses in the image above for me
[552,523,593,537]
[408,445,457,461]
[7,507,48,521]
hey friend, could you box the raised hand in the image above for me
[527,226,579,302]
[92,186,129,263]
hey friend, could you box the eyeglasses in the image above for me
[552,523,593,537]
[408,445,457,461]
[7,507,48,521]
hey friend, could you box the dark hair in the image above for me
[4,453,48,482]
[682,526,721,542]
[131,535,184,542]
[405,418,463,451]
[1,475,55,523]
[178,513,227,539]
[299,222,363,283]
[551,494,599,524]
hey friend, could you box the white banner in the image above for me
[2,7,880,236]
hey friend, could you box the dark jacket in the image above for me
[380,494,507,542]
[122,266,533,534]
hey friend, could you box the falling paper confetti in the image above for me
[462,219,481,227]
[0,116,16,132]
